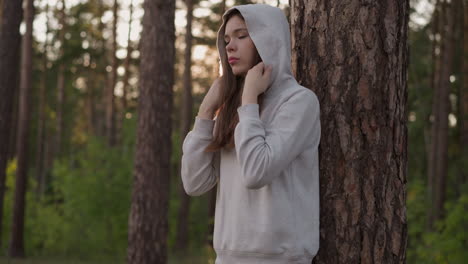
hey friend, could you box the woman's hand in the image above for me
[198,77,222,120]
[242,62,272,105]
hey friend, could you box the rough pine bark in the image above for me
[0,0,23,249]
[290,0,408,263]
[9,0,34,257]
[127,0,175,263]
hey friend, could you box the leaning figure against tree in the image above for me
[181,4,321,263]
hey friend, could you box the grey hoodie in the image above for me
[181,4,320,263]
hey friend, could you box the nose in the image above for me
[226,40,235,52]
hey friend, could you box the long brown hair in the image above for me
[204,10,265,152]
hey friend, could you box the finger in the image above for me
[248,64,261,76]
[263,65,272,79]
[255,62,264,72]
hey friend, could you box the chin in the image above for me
[232,68,247,77]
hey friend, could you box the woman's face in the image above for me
[224,15,257,77]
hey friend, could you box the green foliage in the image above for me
[406,175,468,264]
[1,113,216,261]
[1,159,17,255]
[412,192,468,264]
[43,135,132,260]
[406,178,428,263]
[1,118,136,262]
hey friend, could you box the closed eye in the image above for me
[225,35,248,45]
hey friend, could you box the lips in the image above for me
[228,57,239,64]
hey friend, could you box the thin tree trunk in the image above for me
[0,0,23,249]
[9,0,34,257]
[97,0,107,139]
[452,0,464,192]
[106,0,118,146]
[8,85,19,162]
[175,0,194,252]
[56,64,65,152]
[86,56,97,136]
[458,0,468,192]
[127,0,175,262]
[35,0,50,197]
[54,0,66,161]
[121,0,134,128]
[427,0,442,230]
[290,0,408,263]
[433,0,456,224]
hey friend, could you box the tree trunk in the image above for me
[106,0,118,147]
[96,0,107,139]
[0,0,23,250]
[121,0,134,130]
[9,0,34,257]
[0,0,3,22]
[428,0,456,227]
[54,0,66,161]
[290,0,408,263]
[175,0,194,252]
[8,86,19,162]
[427,0,442,230]
[459,0,468,192]
[35,0,50,197]
[85,54,96,136]
[127,0,175,263]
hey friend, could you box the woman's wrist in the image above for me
[197,106,215,120]
[241,91,258,105]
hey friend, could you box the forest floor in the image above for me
[0,254,214,264]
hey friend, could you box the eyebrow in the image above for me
[224,28,248,38]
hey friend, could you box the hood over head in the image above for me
[217,4,297,99]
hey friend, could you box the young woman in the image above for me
[181,4,321,263]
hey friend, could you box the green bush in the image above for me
[416,193,468,264]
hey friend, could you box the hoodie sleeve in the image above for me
[181,116,220,196]
[234,90,320,189]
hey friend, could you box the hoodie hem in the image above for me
[214,248,313,264]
